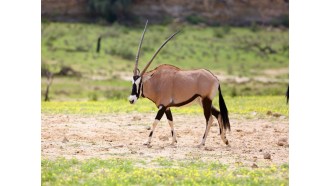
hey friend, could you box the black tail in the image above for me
[218,85,230,131]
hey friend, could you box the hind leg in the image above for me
[165,108,177,145]
[198,98,213,147]
[211,106,229,145]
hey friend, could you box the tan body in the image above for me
[142,65,219,107]
[128,22,230,147]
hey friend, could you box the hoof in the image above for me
[143,142,150,146]
[196,143,205,148]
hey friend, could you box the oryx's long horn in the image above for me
[134,20,148,76]
[140,30,181,76]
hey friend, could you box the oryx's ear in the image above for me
[142,75,152,83]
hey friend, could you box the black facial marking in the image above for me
[149,131,153,137]
[131,75,142,98]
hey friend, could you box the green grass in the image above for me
[42,158,288,186]
[41,96,288,116]
[41,22,288,75]
[42,22,288,100]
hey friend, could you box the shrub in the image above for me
[87,0,133,23]
[186,15,204,25]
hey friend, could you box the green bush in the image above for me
[87,0,133,23]
[186,15,205,25]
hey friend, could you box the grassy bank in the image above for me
[42,158,288,186]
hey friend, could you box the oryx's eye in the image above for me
[132,76,141,85]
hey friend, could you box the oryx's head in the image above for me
[129,20,181,104]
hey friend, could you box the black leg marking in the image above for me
[211,106,220,118]
[165,109,173,121]
[155,105,166,120]
[171,130,174,137]
[202,98,212,121]
[149,131,153,137]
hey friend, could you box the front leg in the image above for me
[144,105,166,145]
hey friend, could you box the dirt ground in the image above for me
[41,113,288,167]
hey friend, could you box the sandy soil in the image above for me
[42,113,288,167]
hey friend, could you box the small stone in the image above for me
[236,129,242,132]
[159,135,169,141]
[264,153,271,159]
[146,126,151,130]
[204,147,215,151]
[132,116,141,121]
[277,138,288,146]
[62,137,69,143]
[272,113,282,117]
[251,163,258,168]
[259,149,263,152]
[113,145,124,148]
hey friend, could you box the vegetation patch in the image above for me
[42,158,288,185]
[41,96,288,116]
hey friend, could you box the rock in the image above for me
[62,137,69,143]
[279,137,288,143]
[113,145,124,148]
[132,116,141,121]
[277,137,288,146]
[272,113,282,117]
[251,163,258,168]
[159,135,169,141]
[204,147,215,151]
[42,0,288,27]
[263,153,271,159]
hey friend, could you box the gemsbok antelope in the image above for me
[128,21,230,147]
